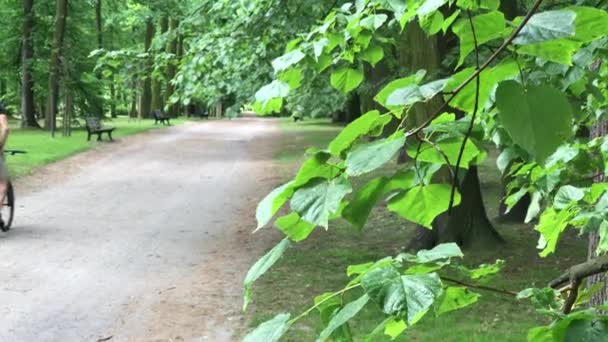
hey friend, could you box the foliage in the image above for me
[244,0,608,341]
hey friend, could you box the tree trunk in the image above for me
[21,0,39,128]
[139,18,154,118]
[93,0,104,117]
[151,16,168,113]
[165,18,178,117]
[400,20,502,251]
[46,0,69,135]
[589,121,608,306]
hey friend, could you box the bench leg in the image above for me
[97,133,102,141]
[167,119,171,126]
[108,132,113,141]
[87,133,91,141]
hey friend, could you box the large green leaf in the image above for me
[345,133,406,176]
[243,239,291,310]
[446,60,519,113]
[452,11,505,66]
[291,178,353,228]
[342,177,389,231]
[256,182,295,229]
[569,7,608,43]
[386,79,448,108]
[316,295,370,342]
[255,81,290,107]
[331,67,364,94]
[535,207,577,257]
[517,38,582,65]
[375,72,425,111]
[275,212,316,242]
[408,137,484,169]
[360,14,388,30]
[513,10,576,45]
[417,0,448,17]
[388,184,461,228]
[495,81,574,164]
[293,152,342,187]
[414,243,464,263]
[243,313,291,342]
[360,45,385,67]
[328,110,391,156]
[361,267,443,324]
[436,287,480,316]
[272,49,306,73]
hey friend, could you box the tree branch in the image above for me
[442,276,518,297]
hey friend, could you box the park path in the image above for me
[0,118,284,341]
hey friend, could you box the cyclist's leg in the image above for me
[0,158,8,225]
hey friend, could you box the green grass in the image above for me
[246,119,588,341]
[273,118,343,163]
[5,117,188,177]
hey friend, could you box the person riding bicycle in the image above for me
[0,102,10,229]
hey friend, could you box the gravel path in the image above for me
[0,118,284,342]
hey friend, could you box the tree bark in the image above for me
[399,20,502,251]
[139,18,154,118]
[590,120,608,306]
[165,18,178,117]
[21,0,39,128]
[46,0,69,134]
[151,16,168,113]
[93,0,104,117]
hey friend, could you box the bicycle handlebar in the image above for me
[4,150,27,156]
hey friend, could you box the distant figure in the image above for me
[292,115,303,122]
[0,103,10,228]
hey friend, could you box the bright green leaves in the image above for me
[360,45,385,67]
[316,295,370,342]
[375,72,424,113]
[291,177,352,228]
[410,137,484,169]
[360,14,388,30]
[254,80,289,112]
[417,0,448,17]
[243,313,291,342]
[496,81,574,164]
[272,49,306,73]
[256,182,294,229]
[535,207,577,257]
[243,239,291,310]
[343,177,389,231]
[345,133,406,176]
[452,11,505,66]
[275,212,316,242]
[331,67,364,93]
[513,10,576,45]
[388,184,461,228]
[361,267,443,324]
[328,110,391,156]
[386,79,448,110]
[436,287,480,316]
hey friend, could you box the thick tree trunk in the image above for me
[46,0,69,135]
[165,18,178,117]
[590,121,608,306]
[93,0,104,117]
[151,16,168,113]
[139,18,154,118]
[400,20,502,251]
[21,0,39,128]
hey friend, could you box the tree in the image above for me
[21,0,38,128]
[139,17,154,118]
[46,0,69,134]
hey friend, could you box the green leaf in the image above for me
[316,295,370,342]
[513,10,576,45]
[535,207,577,257]
[408,137,484,169]
[278,68,303,90]
[345,133,406,177]
[272,49,306,73]
[517,39,582,65]
[564,319,608,341]
[386,79,448,108]
[384,318,407,339]
[415,243,464,263]
[331,67,364,94]
[554,185,587,210]
[436,287,480,316]
[388,184,461,228]
[275,212,316,242]
[361,14,388,30]
[291,178,353,228]
[527,326,554,342]
[328,110,390,156]
[452,11,505,67]
[459,260,505,280]
[256,182,295,229]
[597,221,608,255]
[496,81,574,164]
[569,7,608,43]
[243,313,291,342]
[375,72,426,112]
[417,0,448,17]
[255,81,290,107]
[293,153,341,187]
[360,45,385,67]
[243,239,291,310]
[362,268,443,324]
[343,177,389,231]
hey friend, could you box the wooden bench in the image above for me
[85,117,115,141]
[153,110,171,125]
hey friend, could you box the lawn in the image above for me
[245,118,588,341]
[5,116,188,177]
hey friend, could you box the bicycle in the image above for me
[1,150,26,232]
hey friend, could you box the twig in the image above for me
[406,0,545,138]
[442,276,518,297]
[288,283,361,324]
[416,134,456,181]
[563,279,580,314]
[448,10,481,214]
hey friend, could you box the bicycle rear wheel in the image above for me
[1,182,15,232]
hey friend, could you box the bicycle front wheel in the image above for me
[1,182,15,232]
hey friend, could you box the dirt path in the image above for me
[0,118,284,342]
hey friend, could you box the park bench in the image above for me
[85,117,115,142]
[153,110,171,125]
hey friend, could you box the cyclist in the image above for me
[0,102,10,229]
